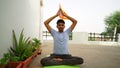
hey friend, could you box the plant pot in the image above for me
[32,47,42,58]
[32,50,38,58]
[38,48,42,55]
[16,62,22,68]
[22,56,33,68]
[6,61,22,68]
[0,65,5,68]
[36,46,42,55]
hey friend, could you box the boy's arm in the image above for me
[60,9,77,31]
[44,14,58,33]
[65,15,77,31]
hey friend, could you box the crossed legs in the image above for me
[40,54,84,66]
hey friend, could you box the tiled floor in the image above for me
[28,41,120,68]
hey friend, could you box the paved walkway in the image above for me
[28,42,120,68]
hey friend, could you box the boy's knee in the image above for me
[40,58,44,65]
[80,58,84,64]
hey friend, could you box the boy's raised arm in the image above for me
[44,13,58,33]
[60,9,77,31]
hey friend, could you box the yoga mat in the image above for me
[44,65,80,68]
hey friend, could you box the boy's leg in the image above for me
[40,55,63,66]
[41,57,52,66]
[50,54,84,65]
[61,56,84,65]
[70,56,84,65]
[40,54,84,66]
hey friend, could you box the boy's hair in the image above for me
[57,19,65,24]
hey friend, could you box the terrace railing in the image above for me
[88,33,118,42]
[43,31,72,40]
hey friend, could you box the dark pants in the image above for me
[40,54,84,66]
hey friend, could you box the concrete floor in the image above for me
[28,42,120,68]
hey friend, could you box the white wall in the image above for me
[0,0,41,58]
[70,32,88,44]
[69,32,120,46]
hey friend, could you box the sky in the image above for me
[42,0,120,33]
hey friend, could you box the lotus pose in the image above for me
[41,8,83,66]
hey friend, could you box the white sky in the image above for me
[42,0,120,33]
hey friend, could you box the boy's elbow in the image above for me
[44,22,47,25]
[74,20,77,24]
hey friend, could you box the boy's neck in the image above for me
[58,31,63,33]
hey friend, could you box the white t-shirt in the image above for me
[51,28,71,54]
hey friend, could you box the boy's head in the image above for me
[57,19,65,24]
[56,19,65,32]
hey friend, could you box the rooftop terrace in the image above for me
[28,41,120,68]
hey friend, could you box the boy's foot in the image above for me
[52,58,63,62]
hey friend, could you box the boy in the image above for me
[41,8,83,66]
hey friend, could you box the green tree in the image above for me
[104,11,120,35]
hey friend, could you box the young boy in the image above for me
[41,8,83,66]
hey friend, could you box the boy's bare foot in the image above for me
[52,58,63,62]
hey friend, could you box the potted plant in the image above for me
[6,29,42,68]
[7,29,33,68]
[0,53,20,68]
[6,55,21,68]
[0,53,9,68]
[31,38,42,56]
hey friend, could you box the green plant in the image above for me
[0,53,20,68]
[88,37,95,41]
[9,56,20,62]
[32,38,41,51]
[0,53,9,66]
[8,29,33,61]
[32,38,41,46]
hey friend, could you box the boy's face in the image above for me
[57,22,65,32]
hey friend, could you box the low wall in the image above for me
[69,32,120,46]
[43,32,120,46]
[70,32,88,44]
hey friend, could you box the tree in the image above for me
[104,11,120,41]
[104,11,120,34]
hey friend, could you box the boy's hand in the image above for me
[57,7,68,20]
[60,9,68,17]
[52,58,63,62]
